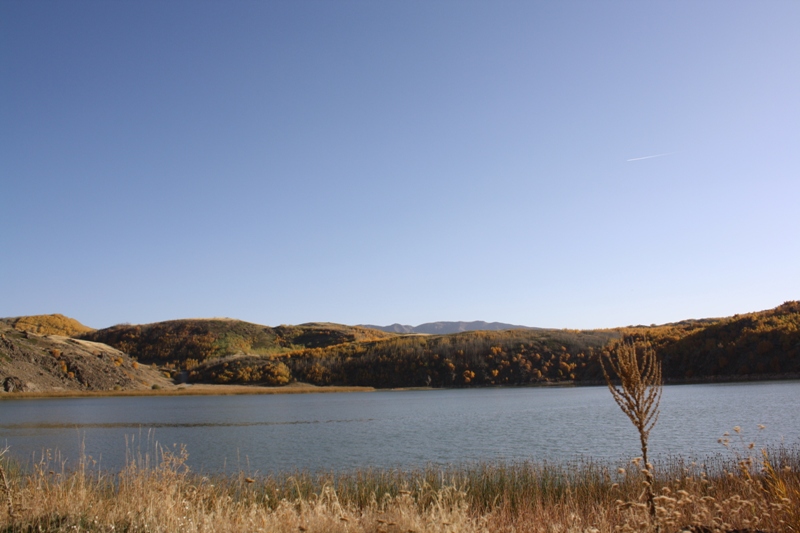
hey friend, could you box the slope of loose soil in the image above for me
[0,322,173,393]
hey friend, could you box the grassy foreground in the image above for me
[1,442,798,533]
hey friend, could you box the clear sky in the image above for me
[2,1,798,330]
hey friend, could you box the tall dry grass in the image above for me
[0,438,798,533]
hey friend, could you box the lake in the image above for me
[1,381,799,474]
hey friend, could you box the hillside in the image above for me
[2,314,95,336]
[191,302,800,388]
[282,328,618,388]
[80,319,396,370]
[0,321,173,392]
[621,300,800,380]
[3,302,799,392]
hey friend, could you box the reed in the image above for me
[1,442,798,532]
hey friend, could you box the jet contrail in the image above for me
[627,151,677,162]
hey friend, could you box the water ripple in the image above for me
[0,418,375,430]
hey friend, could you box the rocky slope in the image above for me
[0,321,173,393]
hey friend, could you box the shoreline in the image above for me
[3,373,800,400]
[0,382,376,400]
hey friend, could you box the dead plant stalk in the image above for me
[601,339,662,531]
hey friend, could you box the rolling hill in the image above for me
[2,302,799,392]
[3,314,95,336]
[79,319,395,370]
[0,320,172,392]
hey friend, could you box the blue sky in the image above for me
[2,1,798,330]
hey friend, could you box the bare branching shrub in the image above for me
[601,339,662,530]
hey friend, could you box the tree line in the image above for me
[78,302,800,387]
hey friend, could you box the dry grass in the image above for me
[1,335,796,532]
[0,441,798,533]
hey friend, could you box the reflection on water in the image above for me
[1,381,799,473]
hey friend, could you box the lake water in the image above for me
[1,381,799,474]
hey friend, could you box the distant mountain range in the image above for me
[359,321,537,334]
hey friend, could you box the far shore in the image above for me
[0,382,376,400]
[4,373,800,400]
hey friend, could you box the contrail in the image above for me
[627,151,677,162]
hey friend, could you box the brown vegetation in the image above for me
[188,354,292,385]
[2,314,94,337]
[0,440,797,532]
[601,340,663,529]
[285,328,618,388]
[281,301,800,389]
[622,301,800,380]
[2,308,800,530]
[2,301,799,393]
[80,319,395,370]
